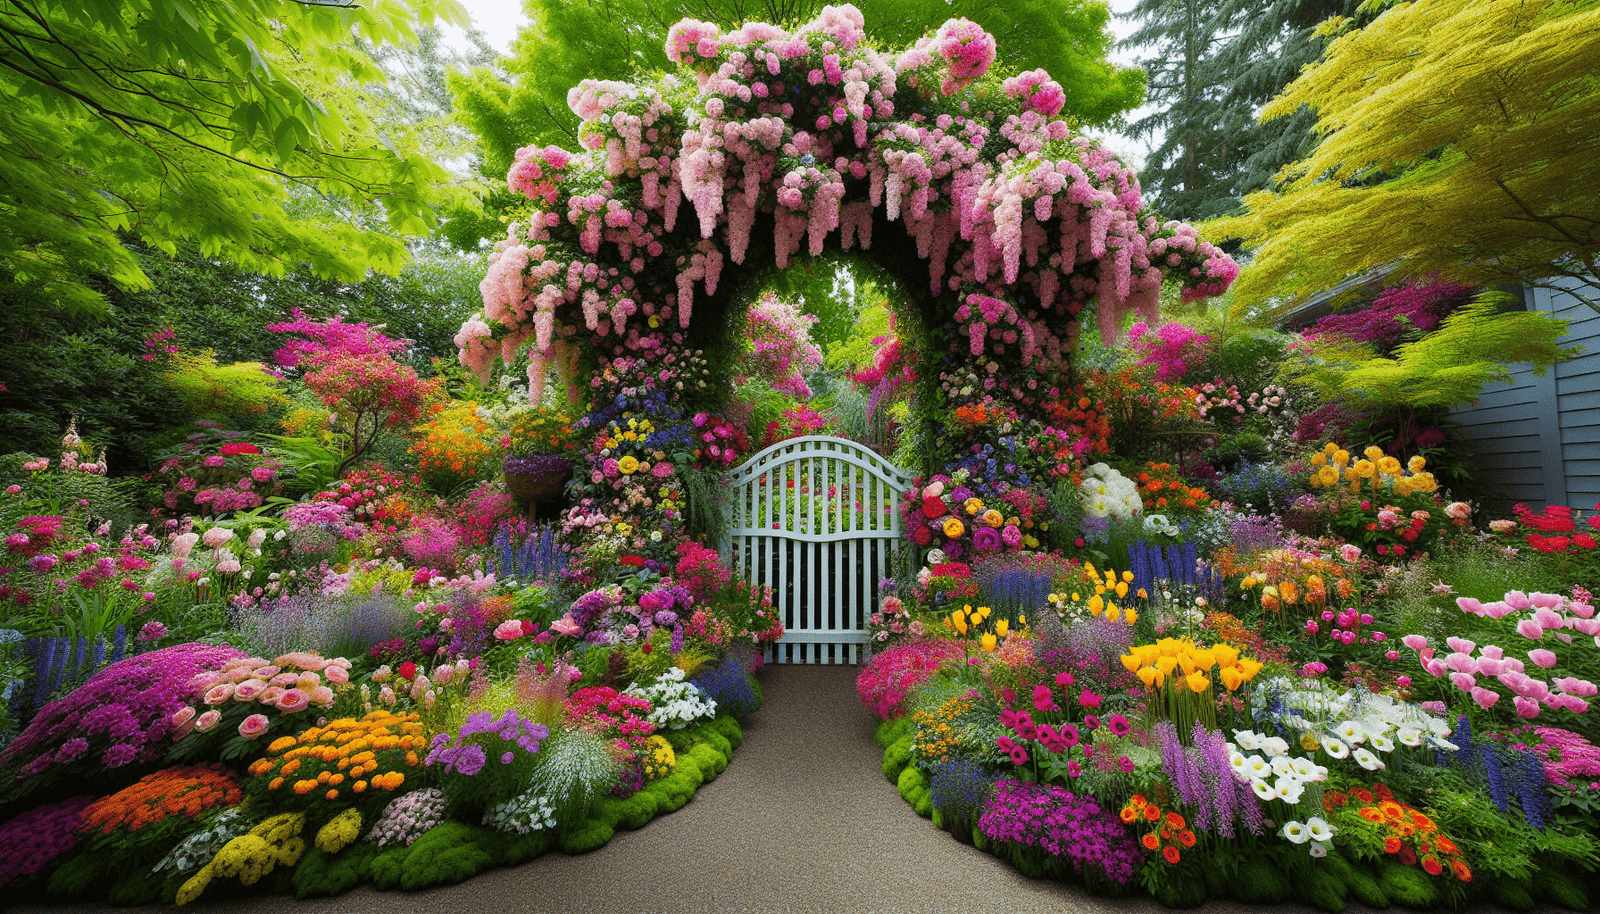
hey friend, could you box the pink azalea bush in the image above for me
[856,639,964,719]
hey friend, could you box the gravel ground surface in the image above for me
[15,664,1502,914]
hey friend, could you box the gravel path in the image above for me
[16,665,1346,914]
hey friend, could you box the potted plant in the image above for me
[503,408,576,501]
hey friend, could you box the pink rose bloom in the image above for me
[324,664,349,685]
[203,683,235,705]
[275,652,324,670]
[238,713,271,738]
[307,685,335,707]
[195,709,222,732]
[296,671,322,690]
[495,619,527,640]
[232,679,266,701]
[276,688,311,714]
[551,614,583,637]
[257,685,287,706]
[651,462,675,479]
[268,672,300,688]
[251,665,281,679]
[171,706,197,727]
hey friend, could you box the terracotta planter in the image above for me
[502,455,572,500]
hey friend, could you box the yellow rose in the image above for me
[618,455,640,475]
[1354,459,1375,479]
[1318,465,1339,487]
[963,497,985,515]
[981,509,1004,527]
[942,517,965,539]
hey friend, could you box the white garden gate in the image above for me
[721,436,912,664]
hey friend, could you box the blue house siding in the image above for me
[1450,277,1600,515]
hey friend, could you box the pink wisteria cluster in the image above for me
[1402,590,1600,720]
[455,3,1236,396]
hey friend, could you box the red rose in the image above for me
[921,496,947,519]
[397,661,417,681]
[911,526,933,546]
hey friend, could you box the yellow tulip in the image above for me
[1105,606,1120,622]
[1136,666,1164,689]
[1122,571,1135,583]
[1087,595,1104,616]
[977,606,991,620]
[1125,607,1138,624]
[1219,666,1245,691]
[1185,670,1210,693]
[950,612,969,635]
[1237,657,1264,680]
[980,633,997,652]
[1155,655,1178,676]
[995,620,1009,638]
[1120,653,1142,673]
[1212,644,1240,667]
[1114,582,1128,598]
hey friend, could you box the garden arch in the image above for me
[454,3,1237,614]
[722,435,912,663]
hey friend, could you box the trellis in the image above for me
[721,436,912,664]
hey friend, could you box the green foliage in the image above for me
[896,764,933,817]
[601,788,661,830]
[1233,857,1293,904]
[1339,859,1389,909]
[44,852,105,900]
[500,830,553,866]
[1288,293,1576,443]
[1153,874,1208,909]
[1487,877,1537,912]
[1297,868,1349,914]
[1535,870,1593,911]
[292,843,376,900]
[882,735,915,782]
[558,818,616,855]
[1376,860,1439,908]
[710,715,744,750]
[0,0,468,314]
[397,822,498,890]
[162,353,287,422]
[366,843,412,891]
[1212,0,1600,316]
[874,715,916,748]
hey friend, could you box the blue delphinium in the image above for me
[690,655,762,720]
[492,523,568,583]
[930,756,998,829]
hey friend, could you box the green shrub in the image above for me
[399,823,497,891]
[882,735,914,781]
[1377,860,1439,908]
[1233,858,1292,904]
[1534,870,1591,911]
[292,843,376,900]
[896,765,932,817]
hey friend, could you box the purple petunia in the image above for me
[977,779,1142,886]
[0,796,93,887]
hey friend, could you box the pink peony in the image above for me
[195,709,222,732]
[238,714,271,738]
[325,664,349,685]
[203,682,235,705]
[495,619,528,640]
[276,688,311,714]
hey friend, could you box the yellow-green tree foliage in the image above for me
[164,352,286,420]
[1287,293,1578,436]
[1210,0,1600,316]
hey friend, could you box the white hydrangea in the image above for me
[1078,464,1143,521]
[624,666,718,730]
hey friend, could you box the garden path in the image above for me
[23,666,1346,914]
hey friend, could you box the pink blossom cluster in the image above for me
[1003,69,1066,117]
[1402,590,1600,719]
[457,3,1235,409]
[1126,321,1211,382]
[955,293,1039,364]
[736,291,824,397]
[174,652,352,744]
[855,638,965,719]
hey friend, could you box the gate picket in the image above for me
[721,436,912,664]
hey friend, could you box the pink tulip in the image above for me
[1424,658,1449,678]
[1531,592,1565,609]
[1402,634,1429,651]
[1529,649,1559,669]
[1513,696,1542,719]
[1570,602,1596,620]
[1535,608,1566,630]
[1446,637,1476,654]
[1517,619,1545,640]
[1449,671,1477,693]
[1506,591,1533,610]
[1571,618,1600,637]
[1480,644,1505,660]
[1477,657,1506,677]
[1446,652,1478,674]
[1470,687,1501,710]
[1555,676,1599,698]
[1455,597,1484,615]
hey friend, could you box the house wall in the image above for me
[1451,277,1600,515]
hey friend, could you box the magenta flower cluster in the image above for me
[976,779,1142,885]
[0,642,243,785]
[854,639,964,719]
[0,796,93,888]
